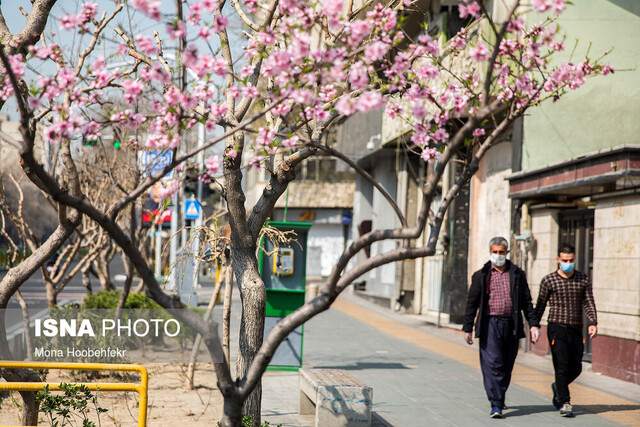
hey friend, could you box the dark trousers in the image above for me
[479,316,519,408]
[548,322,584,405]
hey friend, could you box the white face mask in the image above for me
[490,253,506,267]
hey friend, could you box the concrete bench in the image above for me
[298,368,372,426]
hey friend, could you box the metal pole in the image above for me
[154,226,162,278]
[170,193,178,289]
[192,123,205,291]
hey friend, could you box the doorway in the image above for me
[558,209,594,361]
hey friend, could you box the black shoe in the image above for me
[551,383,560,410]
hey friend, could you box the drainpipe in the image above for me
[394,145,406,311]
[516,201,534,274]
[413,162,427,315]
[437,161,451,328]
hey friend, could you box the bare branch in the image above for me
[231,0,260,32]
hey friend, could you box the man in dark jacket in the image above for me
[463,237,540,418]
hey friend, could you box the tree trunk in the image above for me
[15,290,34,360]
[92,258,114,291]
[81,265,92,294]
[186,265,226,390]
[220,397,244,427]
[234,257,265,426]
[45,280,57,308]
[0,314,41,425]
[222,261,234,367]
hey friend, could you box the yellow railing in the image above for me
[0,361,148,426]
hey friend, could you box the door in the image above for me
[558,209,594,362]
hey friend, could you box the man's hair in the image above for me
[489,236,508,251]
[558,243,575,256]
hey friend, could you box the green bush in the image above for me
[82,290,160,309]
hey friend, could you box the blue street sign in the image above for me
[341,210,353,224]
[184,199,201,220]
[141,151,173,178]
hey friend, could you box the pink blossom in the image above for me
[164,86,184,106]
[256,127,275,147]
[349,61,369,90]
[131,0,162,20]
[158,180,180,198]
[250,155,266,170]
[8,55,25,79]
[415,63,439,80]
[212,15,229,32]
[167,20,187,40]
[282,136,299,150]
[470,43,489,62]
[149,63,171,84]
[244,0,258,13]
[384,103,402,119]
[83,121,101,140]
[418,34,440,56]
[433,128,449,142]
[57,68,76,89]
[28,97,41,110]
[553,0,566,13]
[205,155,222,175]
[364,40,390,63]
[242,85,259,98]
[473,128,485,137]
[323,0,343,31]
[357,91,384,113]
[227,148,238,159]
[347,20,372,47]
[211,58,227,76]
[122,79,144,104]
[458,1,481,19]
[258,30,276,46]
[273,101,292,117]
[335,95,357,116]
[135,34,158,55]
[59,14,81,30]
[531,0,552,12]
[601,64,614,75]
[420,147,438,163]
[198,26,211,41]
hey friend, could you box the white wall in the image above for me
[468,141,513,279]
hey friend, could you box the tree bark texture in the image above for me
[186,265,226,390]
[233,253,265,426]
[222,260,234,367]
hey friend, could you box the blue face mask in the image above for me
[560,262,575,273]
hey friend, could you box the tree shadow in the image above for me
[312,362,409,370]
[504,404,640,418]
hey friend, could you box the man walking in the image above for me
[535,243,597,417]
[463,237,539,418]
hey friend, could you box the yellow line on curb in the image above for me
[332,297,640,426]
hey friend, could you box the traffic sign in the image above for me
[184,199,201,220]
[139,151,173,178]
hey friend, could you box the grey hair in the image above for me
[489,236,509,250]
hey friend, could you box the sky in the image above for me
[1,0,248,157]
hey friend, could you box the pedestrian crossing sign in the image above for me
[184,199,201,219]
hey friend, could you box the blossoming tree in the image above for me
[0,0,613,425]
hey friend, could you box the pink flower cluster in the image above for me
[200,155,222,183]
[59,2,98,31]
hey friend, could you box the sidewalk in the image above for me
[260,290,640,426]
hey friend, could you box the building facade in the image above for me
[468,0,640,384]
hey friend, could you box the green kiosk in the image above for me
[259,221,312,371]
